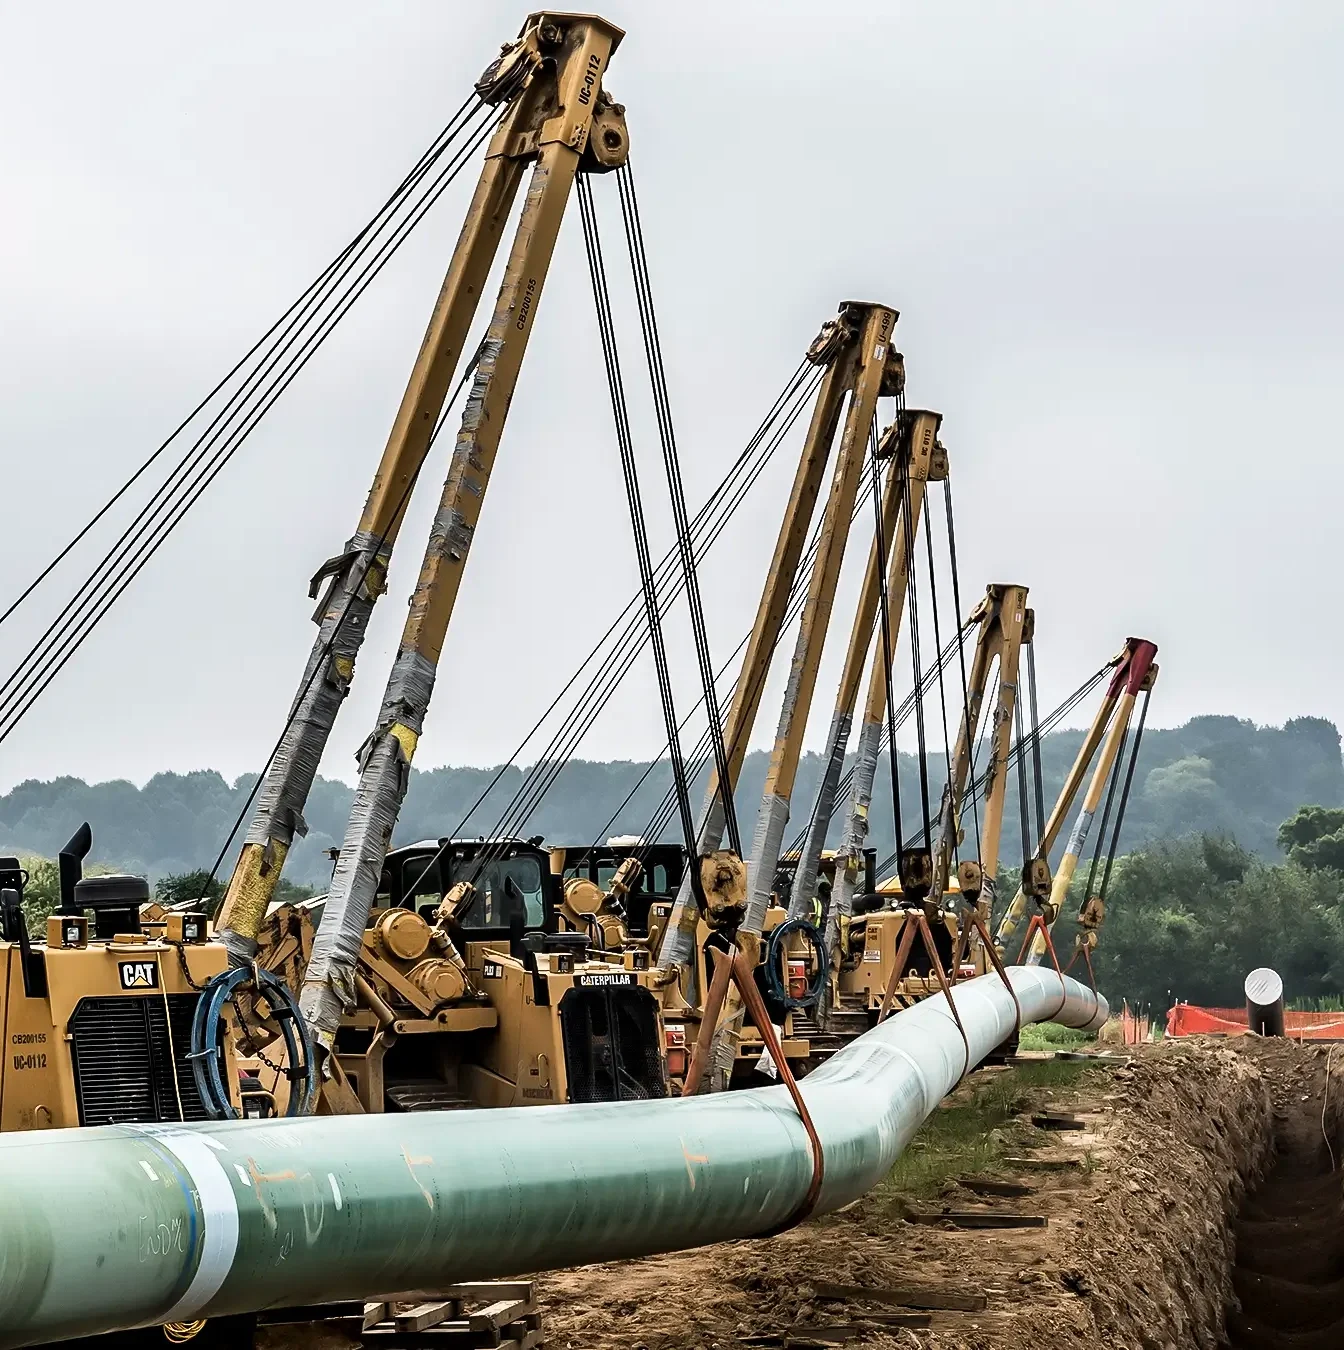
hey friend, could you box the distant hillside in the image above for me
[0,715,1337,887]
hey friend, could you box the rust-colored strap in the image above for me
[681,944,735,1097]
[912,913,971,1075]
[731,950,825,1230]
[968,911,1022,1038]
[1065,941,1097,992]
[947,920,968,987]
[1016,912,1063,973]
[876,913,921,1021]
[1017,912,1069,1020]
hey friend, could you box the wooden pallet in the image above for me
[260,1281,543,1348]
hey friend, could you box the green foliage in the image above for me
[153,869,314,915]
[17,854,126,937]
[21,857,60,934]
[1277,804,1344,871]
[878,1061,1091,1200]
[0,715,1335,889]
[274,877,317,903]
[1082,830,1344,1012]
[1016,1022,1095,1051]
[155,870,224,907]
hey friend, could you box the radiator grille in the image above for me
[559,987,667,1103]
[68,994,211,1126]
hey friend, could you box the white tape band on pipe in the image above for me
[139,1128,241,1322]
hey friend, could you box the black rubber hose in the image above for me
[763,917,827,1010]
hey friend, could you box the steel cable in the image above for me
[0,93,483,633]
[0,101,503,746]
[206,348,485,882]
[575,172,697,849]
[616,161,740,856]
[453,361,821,871]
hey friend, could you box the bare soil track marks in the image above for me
[541,1041,1296,1350]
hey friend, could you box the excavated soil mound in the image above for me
[540,1039,1323,1350]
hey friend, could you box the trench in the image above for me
[1222,1078,1344,1350]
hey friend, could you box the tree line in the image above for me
[1042,804,1344,1014]
[0,714,1336,889]
[6,714,1344,1013]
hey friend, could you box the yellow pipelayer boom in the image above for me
[653,302,905,1087]
[216,11,629,975]
[835,583,1033,1014]
[995,637,1159,968]
[198,12,675,1115]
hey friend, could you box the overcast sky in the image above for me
[0,1,1340,794]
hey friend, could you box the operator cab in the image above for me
[774,847,878,916]
[554,837,685,936]
[379,837,559,941]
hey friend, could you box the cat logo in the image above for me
[118,960,159,991]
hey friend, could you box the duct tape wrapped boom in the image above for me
[217,530,388,964]
[825,716,882,954]
[300,649,436,1042]
[788,709,853,921]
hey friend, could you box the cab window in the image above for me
[448,854,546,929]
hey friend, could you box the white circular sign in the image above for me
[1244,966,1284,1006]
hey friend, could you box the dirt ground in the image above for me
[538,1040,1332,1350]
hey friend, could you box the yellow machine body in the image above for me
[250,840,670,1113]
[835,882,990,1013]
[0,926,237,1131]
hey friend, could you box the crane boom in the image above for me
[993,637,1157,952]
[930,582,1032,906]
[1025,640,1157,960]
[703,304,899,1085]
[216,14,628,969]
[743,303,899,935]
[655,303,902,974]
[819,411,944,940]
[295,16,628,1046]
[783,412,936,921]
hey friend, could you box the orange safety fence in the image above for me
[1120,1003,1151,1045]
[1166,1003,1344,1040]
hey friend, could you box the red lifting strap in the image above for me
[730,949,826,1231]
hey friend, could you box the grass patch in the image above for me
[1016,1021,1096,1052]
[877,1060,1092,1202]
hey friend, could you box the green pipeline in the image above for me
[0,967,1106,1348]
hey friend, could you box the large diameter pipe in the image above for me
[0,968,1105,1349]
[1245,966,1285,1037]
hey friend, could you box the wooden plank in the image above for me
[1031,1112,1086,1131]
[1002,1155,1082,1170]
[956,1175,1035,1198]
[909,1209,1047,1229]
[806,1318,931,1333]
[361,1335,472,1349]
[497,1331,543,1350]
[812,1280,986,1312]
[379,1282,533,1303]
[393,1300,458,1332]
[469,1299,535,1334]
